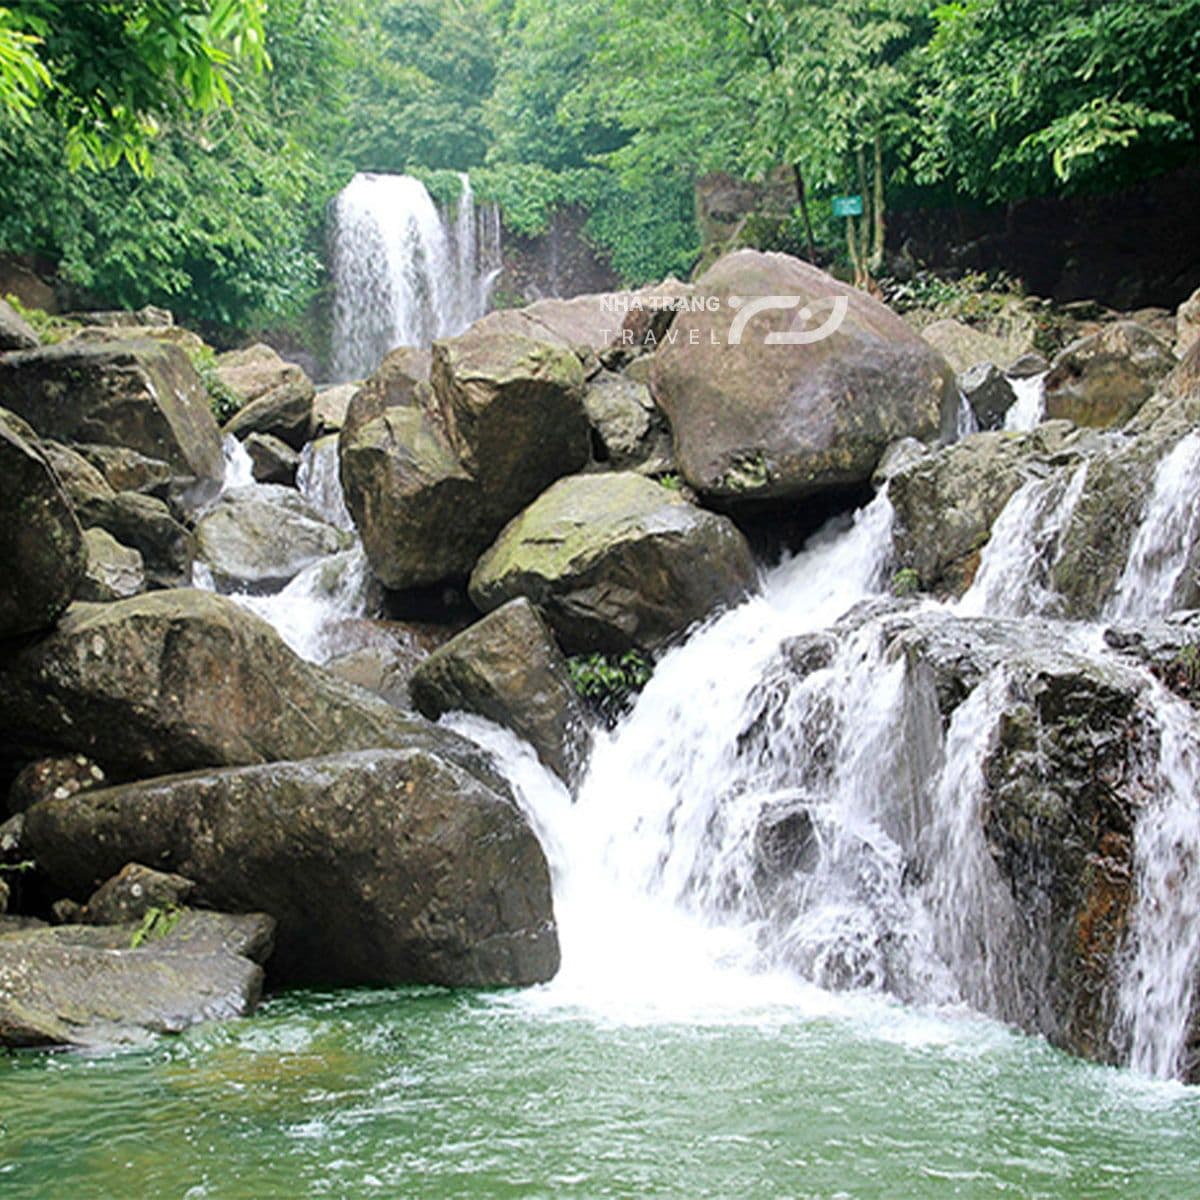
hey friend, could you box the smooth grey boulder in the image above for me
[0,410,85,637]
[194,485,349,593]
[470,472,759,653]
[411,597,592,786]
[651,250,959,504]
[0,909,273,1047]
[24,749,560,988]
[0,340,223,483]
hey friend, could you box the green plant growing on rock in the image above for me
[568,650,653,726]
[3,294,77,344]
[891,567,921,597]
[186,344,242,423]
[130,903,183,949]
[657,473,683,491]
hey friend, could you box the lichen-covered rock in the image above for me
[78,527,145,602]
[583,369,672,472]
[24,749,560,987]
[218,343,315,448]
[7,755,107,816]
[0,909,273,1047]
[0,297,39,351]
[651,251,959,504]
[1044,321,1176,428]
[342,331,589,589]
[1175,286,1200,360]
[470,472,759,653]
[0,411,85,637]
[74,490,195,589]
[0,340,223,483]
[411,597,592,786]
[0,589,479,780]
[339,346,430,444]
[194,485,349,593]
[75,443,172,496]
[84,863,195,925]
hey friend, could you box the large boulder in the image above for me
[1044,321,1176,428]
[74,490,195,589]
[582,369,673,472]
[0,589,469,779]
[24,749,560,987]
[218,344,315,449]
[194,485,350,593]
[341,331,589,589]
[0,340,223,483]
[652,251,959,504]
[919,318,1026,376]
[411,598,592,787]
[470,472,759,653]
[339,346,430,444]
[0,410,85,636]
[0,297,39,351]
[0,909,272,1047]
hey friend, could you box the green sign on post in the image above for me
[832,194,864,218]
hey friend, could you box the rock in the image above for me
[39,439,115,508]
[75,443,172,496]
[66,324,207,355]
[219,344,315,448]
[889,431,1045,596]
[583,369,673,472]
[8,755,108,816]
[921,318,1023,375]
[1176,287,1200,360]
[0,411,85,637]
[78,527,145,602]
[472,293,628,355]
[24,749,559,987]
[313,382,359,434]
[50,898,84,925]
[0,881,7,915]
[960,363,1017,431]
[242,432,300,485]
[1044,321,1176,428]
[1006,352,1050,379]
[0,340,223,483]
[194,485,349,593]
[619,278,697,351]
[341,331,589,589]
[69,305,174,328]
[0,297,39,351]
[651,251,959,504]
[84,863,194,925]
[74,490,195,589]
[340,346,430,444]
[470,472,759,653]
[411,598,592,786]
[0,589,479,779]
[0,909,272,1047]
[871,437,929,488]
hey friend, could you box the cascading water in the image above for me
[329,172,501,382]
[1004,371,1047,431]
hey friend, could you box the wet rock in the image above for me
[25,749,559,988]
[0,589,480,780]
[243,432,300,485]
[470,472,759,653]
[84,863,194,925]
[74,490,195,589]
[218,344,315,449]
[78,527,145,601]
[0,410,85,637]
[0,340,223,483]
[194,485,349,593]
[342,331,589,589]
[960,362,1017,431]
[0,297,39,351]
[1044,321,1176,428]
[340,346,430,444]
[411,597,592,787]
[652,251,959,505]
[0,909,273,1048]
[74,443,172,496]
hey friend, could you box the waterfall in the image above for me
[1004,372,1046,432]
[297,437,354,532]
[329,172,501,382]
[1106,431,1200,621]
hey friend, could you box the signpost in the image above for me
[832,195,864,218]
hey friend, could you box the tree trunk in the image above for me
[791,162,818,264]
[870,131,886,273]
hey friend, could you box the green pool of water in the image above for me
[2,987,1198,1199]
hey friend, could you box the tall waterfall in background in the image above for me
[329,172,502,382]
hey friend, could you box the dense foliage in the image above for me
[0,0,1195,332]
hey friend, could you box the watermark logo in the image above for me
[727,294,849,346]
[601,292,849,347]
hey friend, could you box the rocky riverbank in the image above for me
[2,257,1199,1070]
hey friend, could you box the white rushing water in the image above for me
[329,172,501,382]
[1004,371,1047,432]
